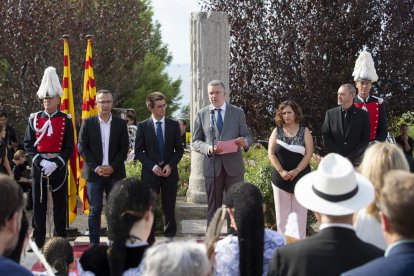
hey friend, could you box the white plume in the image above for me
[37,66,63,99]
[352,51,378,82]
[284,212,300,239]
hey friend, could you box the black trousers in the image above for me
[31,165,67,248]
[146,176,177,244]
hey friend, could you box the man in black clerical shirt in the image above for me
[322,84,370,166]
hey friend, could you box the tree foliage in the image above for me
[0,0,180,137]
[200,0,414,147]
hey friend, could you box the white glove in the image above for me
[44,162,58,176]
[40,159,51,169]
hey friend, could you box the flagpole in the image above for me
[62,34,70,231]
[61,34,80,237]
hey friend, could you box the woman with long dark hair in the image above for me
[214,182,285,276]
[79,177,156,276]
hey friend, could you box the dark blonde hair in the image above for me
[274,100,304,127]
[358,143,409,218]
[146,92,166,109]
[13,150,26,161]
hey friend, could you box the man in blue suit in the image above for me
[134,92,184,244]
[343,170,414,276]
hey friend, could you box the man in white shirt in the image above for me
[78,90,129,246]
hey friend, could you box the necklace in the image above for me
[283,125,299,137]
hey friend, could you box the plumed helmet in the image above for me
[352,51,378,83]
[37,66,63,99]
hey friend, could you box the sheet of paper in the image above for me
[216,139,238,155]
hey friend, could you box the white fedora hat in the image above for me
[295,153,374,216]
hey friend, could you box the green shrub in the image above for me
[243,144,275,228]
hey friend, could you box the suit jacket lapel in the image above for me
[108,117,116,157]
[148,118,163,159]
[222,104,233,138]
[94,116,103,159]
[338,107,345,137]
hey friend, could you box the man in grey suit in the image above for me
[192,80,252,224]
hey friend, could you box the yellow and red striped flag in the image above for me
[79,36,98,214]
[60,36,79,224]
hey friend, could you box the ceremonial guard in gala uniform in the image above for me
[352,51,388,142]
[24,67,74,248]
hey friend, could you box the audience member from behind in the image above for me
[43,237,74,276]
[141,242,211,276]
[7,210,29,263]
[268,153,384,276]
[343,170,414,276]
[268,100,313,239]
[0,175,32,275]
[214,182,285,276]
[354,143,409,249]
[79,178,156,276]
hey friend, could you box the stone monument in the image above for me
[187,12,229,204]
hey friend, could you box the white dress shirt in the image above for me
[98,114,112,166]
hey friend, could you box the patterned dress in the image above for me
[271,126,311,193]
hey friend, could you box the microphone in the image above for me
[210,109,215,131]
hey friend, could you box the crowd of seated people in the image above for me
[2,143,414,276]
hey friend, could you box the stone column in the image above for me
[187,12,229,203]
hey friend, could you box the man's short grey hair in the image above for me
[142,241,211,276]
[208,80,226,91]
[340,83,356,95]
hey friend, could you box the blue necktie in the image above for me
[156,121,164,162]
[216,108,223,134]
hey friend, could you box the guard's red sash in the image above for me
[36,116,66,153]
[354,101,380,141]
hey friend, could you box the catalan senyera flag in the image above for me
[79,36,98,214]
[60,37,79,224]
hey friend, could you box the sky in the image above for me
[151,0,202,110]
[151,0,201,65]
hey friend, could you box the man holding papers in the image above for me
[192,80,252,224]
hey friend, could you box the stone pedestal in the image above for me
[187,12,229,204]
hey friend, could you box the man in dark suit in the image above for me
[192,80,252,225]
[343,170,414,276]
[322,83,370,166]
[134,92,184,244]
[78,89,129,246]
[268,153,384,276]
